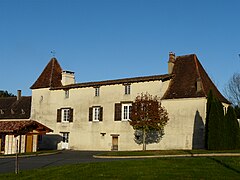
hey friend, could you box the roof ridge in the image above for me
[193,55,207,96]
[49,58,55,88]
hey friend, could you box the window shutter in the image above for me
[99,107,103,121]
[129,104,133,120]
[57,109,61,122]
[114,103,121,121]
[89,107,93,121]
[69,108,73,122]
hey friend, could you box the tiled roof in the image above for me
[53,74,173,90]
[0,120,53,134]
[30,58,63,89]
[0,96,31,119]
[162,54,229,103]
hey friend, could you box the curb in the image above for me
[93,153,240,159]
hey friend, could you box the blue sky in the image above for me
[1,0,240,96]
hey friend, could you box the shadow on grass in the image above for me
[208,157,240,174]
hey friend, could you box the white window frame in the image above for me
[121,103,132,121]
[93,107,100,121]
[124,85,131,95]
[62,108,70,122]
[95,87,100,97]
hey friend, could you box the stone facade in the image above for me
[30,53,229,151]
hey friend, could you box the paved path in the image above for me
[0,151,123,174]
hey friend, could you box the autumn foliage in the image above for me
[129,93,169,150]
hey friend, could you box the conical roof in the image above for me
[30,58,63,89]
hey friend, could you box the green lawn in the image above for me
[1,157,240,179]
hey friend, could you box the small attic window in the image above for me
[0,109,4,114]
[21,109,25,114]
[65,90,69,99]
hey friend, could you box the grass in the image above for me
[0,156,240,179]
[97,149,240,156]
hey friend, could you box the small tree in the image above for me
[129,93,169,151]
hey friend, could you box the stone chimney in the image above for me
[61,71,75,86]
[17,90,21,101]
[168,52,176,74]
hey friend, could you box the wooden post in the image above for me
[15,137,19,174]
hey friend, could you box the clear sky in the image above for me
[1,0,240,96]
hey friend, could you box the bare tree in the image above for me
[224,73,240,106]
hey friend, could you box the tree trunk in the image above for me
[143,129,146,151]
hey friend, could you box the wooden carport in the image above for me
[0,120,52,154]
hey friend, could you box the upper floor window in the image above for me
[95,87,100,97]
[124,84,131,95]
[89,106,103,122]
[57,108,73,123]
[114,102,132,121]
[122,103,132,120]
[65,90,69,99]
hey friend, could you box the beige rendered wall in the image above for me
[161,98,207,150]
[31,80,207,150]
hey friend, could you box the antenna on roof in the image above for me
[51,50,56,57]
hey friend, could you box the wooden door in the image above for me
[112,136,118,151]
[26,135,33,153]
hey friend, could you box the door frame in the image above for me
[61,132,69,149]
[111,134,119,151]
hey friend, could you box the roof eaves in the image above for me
[51,74,173,90]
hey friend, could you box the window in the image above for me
[62,109,70,122]
[57,108,73,123]
[124,85,131,95]
[93,107,100,121]
[114,103,132,121]
[95,87,100,96]
[122,103,132,120]
[65,90,69,98]
[89,106,103,122]
[62,132,69,143]
[0,109,4,114]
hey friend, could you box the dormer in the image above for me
[61,71,75,86]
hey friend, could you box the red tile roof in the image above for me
[0,96,31,119]
[0,120,53,134]
[30,58,63,89]
[162,54,229,103]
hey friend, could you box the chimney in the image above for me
[168,52,175,74]
[61,71,75,86]
[17,90,21,101]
